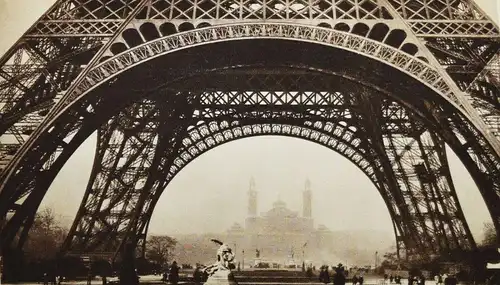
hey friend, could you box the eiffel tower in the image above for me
[0,0,499,266]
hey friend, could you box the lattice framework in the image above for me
[0,0,499,264]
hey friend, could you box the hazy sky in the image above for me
[0,0,499,243]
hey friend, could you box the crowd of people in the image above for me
[382,272,459,285]
[161,261,209,285]
[156,261,500,285]
[317,263,364,285]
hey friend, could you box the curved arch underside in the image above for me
[0,37,499,264]
[56,64,479,262]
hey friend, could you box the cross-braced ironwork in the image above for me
[0,0,499,264]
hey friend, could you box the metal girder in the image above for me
[0,0,499,265]
[62,99,162,255]
[0,72,146,251]
[62,92,197,259]
[55,73,477,262]
[0,0,148,171]
[0,56,498,262]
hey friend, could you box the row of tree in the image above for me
[2,207,178,282]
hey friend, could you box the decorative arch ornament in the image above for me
[5,22,499,192]
[45,61,484,262]
[61,88,475,263]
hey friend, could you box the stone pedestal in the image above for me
[204,270,238,285]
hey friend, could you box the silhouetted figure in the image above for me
[193,266,203,285]
[43,273,49,285]
[119,243,139,285]
[390,275,394,283]
[306,267,313,278]
[169,261,180,285]
[319,266,330,284]
[332,264,346,285]
[444,275,457,285]
[162,263,169,282]
[352,275,359,285]
[87,272,92,285]
[358,275,364,285]
[419,275,425,285]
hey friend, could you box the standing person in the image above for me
[332,265,346,285]
[319,266,330,284]
[318,266,325,283]
[419,274,425,285]
[389,275,394,283]
[444,274,450,285]
[448,274,458,285]
[169,261,179,285]
[43,273,49,285]
[162,263,169,283]
[193,265,203,285]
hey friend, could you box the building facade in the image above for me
[226,179,334,264]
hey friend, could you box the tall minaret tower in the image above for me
[248,177,258,216]
[303,179,312,218]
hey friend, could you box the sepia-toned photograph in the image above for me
[0,0,500,285]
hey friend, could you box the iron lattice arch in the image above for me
[59,66,475,262]
[0,0,499,263]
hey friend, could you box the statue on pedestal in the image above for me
[203,239,238,285]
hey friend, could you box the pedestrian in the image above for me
[319,266,330,284]
[332,264,346,285]
[193,265,203,285]
[43,273,49,285]
[169,261,179,285]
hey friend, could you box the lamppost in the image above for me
[242,250,245,270]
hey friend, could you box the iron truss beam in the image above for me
[57,70,475,261]
[0,0,499,263]
[0,0,147,172]
[62,92,197,259]
[0,57,498,262]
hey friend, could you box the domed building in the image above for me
[225,178,335,264]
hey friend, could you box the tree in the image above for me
[23,207,68,261]
[380,251,399,270]
[145,235,177,266]
[481,222,497,247]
